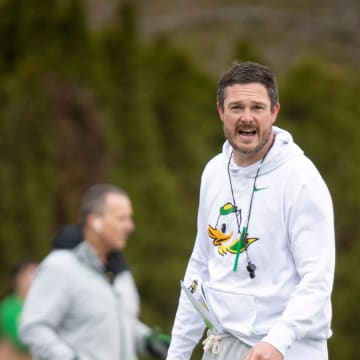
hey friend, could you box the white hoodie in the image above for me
[167,126,335,360]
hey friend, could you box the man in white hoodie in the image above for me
[166,62,335,360]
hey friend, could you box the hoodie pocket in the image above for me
[205,286,256,337]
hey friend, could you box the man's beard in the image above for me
[228,126,273,155]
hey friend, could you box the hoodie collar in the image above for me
[74,241,105,275]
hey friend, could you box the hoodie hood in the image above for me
[223,126,304,178]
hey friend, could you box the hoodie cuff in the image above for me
[262,322,296,357]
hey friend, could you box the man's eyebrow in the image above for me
[227,100,244,105]
[227,100,267,106]
[253,101,267,106]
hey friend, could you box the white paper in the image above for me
[180,278,223,332]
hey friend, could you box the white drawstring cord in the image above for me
[202,333,222,354]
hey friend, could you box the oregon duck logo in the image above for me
[208,202,258,256]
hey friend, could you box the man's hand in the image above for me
[244,341,283,360]
[146,328,171,359]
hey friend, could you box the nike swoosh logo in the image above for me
[254,186,269,192]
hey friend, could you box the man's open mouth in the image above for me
[238,129,256,136]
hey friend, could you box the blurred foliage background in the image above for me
[0,0,359,358]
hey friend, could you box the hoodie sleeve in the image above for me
[262,161,335,356]
[166,259,208,360]
[112,271,151,357]
[20,257,77,360]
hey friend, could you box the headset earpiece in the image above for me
[93,219,102,233]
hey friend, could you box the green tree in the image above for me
[279,59,360,359]
[0,1,359,359]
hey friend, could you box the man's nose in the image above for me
[128,220,135,233]
[239,108,254,122]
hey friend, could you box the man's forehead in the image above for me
[224,83,270,104]
[104,192,128,204]
[103,192,131,211]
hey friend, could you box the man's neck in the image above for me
[83,230,108,265]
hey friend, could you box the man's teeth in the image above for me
[239,130,256,135]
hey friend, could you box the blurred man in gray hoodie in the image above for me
[20,184,169,360]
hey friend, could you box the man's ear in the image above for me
[217,102,224,122]
[93,219,102,233]
[88,215,102,233]
[271,102,281,124]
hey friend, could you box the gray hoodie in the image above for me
[20,242,150,360]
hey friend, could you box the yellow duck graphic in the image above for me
[208,202,258,255]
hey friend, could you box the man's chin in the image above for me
[234,144,259,155]
[115,240,127,251]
